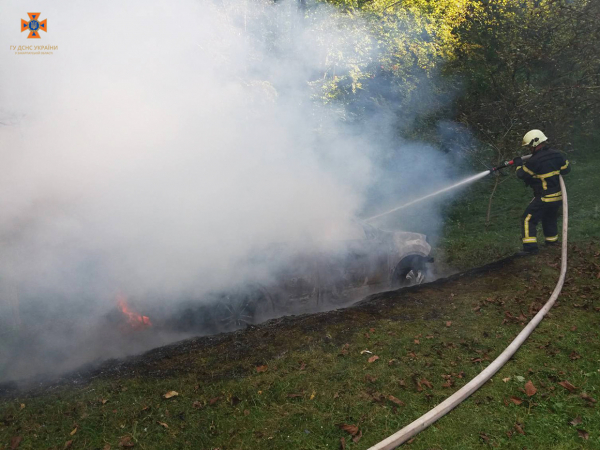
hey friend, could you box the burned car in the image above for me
[115,223,433,334]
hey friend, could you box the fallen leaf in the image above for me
[118,436,135,448]
[101,399,108,405]
[502,377,511,383]
[333,392,340,399]
[19,404,25,410]
[388,395,405,406]
[10,436,22,449]
[558,380,577,392]
[479,432,489,443]
[256,365,268,373]
[524,380,537,397]
[64,441,73,449]
[192,401,203,409]
[337,423,359,436]
[577,429,589,440]
[163,391,178,399]
[388,359,397,366]
[414,339,420,344]
[369,328,375,333]
[360,349,372,355]
[569,351,581,360]
[310,390,316,400]
[515,423,525,435]
[340,437,346,450]
[570,416,582,426]
[368,355,379,363]
[510,396,523,405]
[352,430,362,443]
[580,392,597,403]
[244,409,250,416]
[369,392,385,403]
[420,379,433,389]
[442,380,453,388]
[570,326,577,331]
[365,374,377,383]
[157,421,169,428]
[287,393,303,398]
[70,427,77,436]
[103,445,111,450]
[209,396,222,405]
[299,362,306,371]
[446,321,452,327]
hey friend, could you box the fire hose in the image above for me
[489,153,532,173]
[369,175,568,450]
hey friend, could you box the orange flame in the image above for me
[117,294,152,329]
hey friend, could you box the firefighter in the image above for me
[513,130,570,255]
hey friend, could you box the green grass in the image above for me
[439,137,600,270]
[1,245,599,449]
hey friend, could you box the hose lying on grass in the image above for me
[369,176,568,450]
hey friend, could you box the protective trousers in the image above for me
[522,197,561,251]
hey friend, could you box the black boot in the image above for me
[516,247,539,257]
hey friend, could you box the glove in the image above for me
[512,156,523,167]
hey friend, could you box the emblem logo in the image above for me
[21,13,47,39]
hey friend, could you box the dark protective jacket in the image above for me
[516,145,570,200]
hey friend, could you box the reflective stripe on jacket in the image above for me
[515,145,570,198]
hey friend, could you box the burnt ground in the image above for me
[0,255,516,399]
[1,243,599,449]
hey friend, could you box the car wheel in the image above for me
[392,255,429,288]
[211,285,274,332]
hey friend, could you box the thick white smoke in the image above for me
[0,0,462,381]
[0,0,382,299]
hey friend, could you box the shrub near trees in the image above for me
[447,0,600,161]
[321,0,600,159]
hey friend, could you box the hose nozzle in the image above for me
[489,154,532,173]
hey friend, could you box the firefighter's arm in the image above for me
[515,162,534,184]
[560,155,571,175]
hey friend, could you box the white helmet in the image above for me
[522,129,548,147]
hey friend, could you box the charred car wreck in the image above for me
[119,223,433,334]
